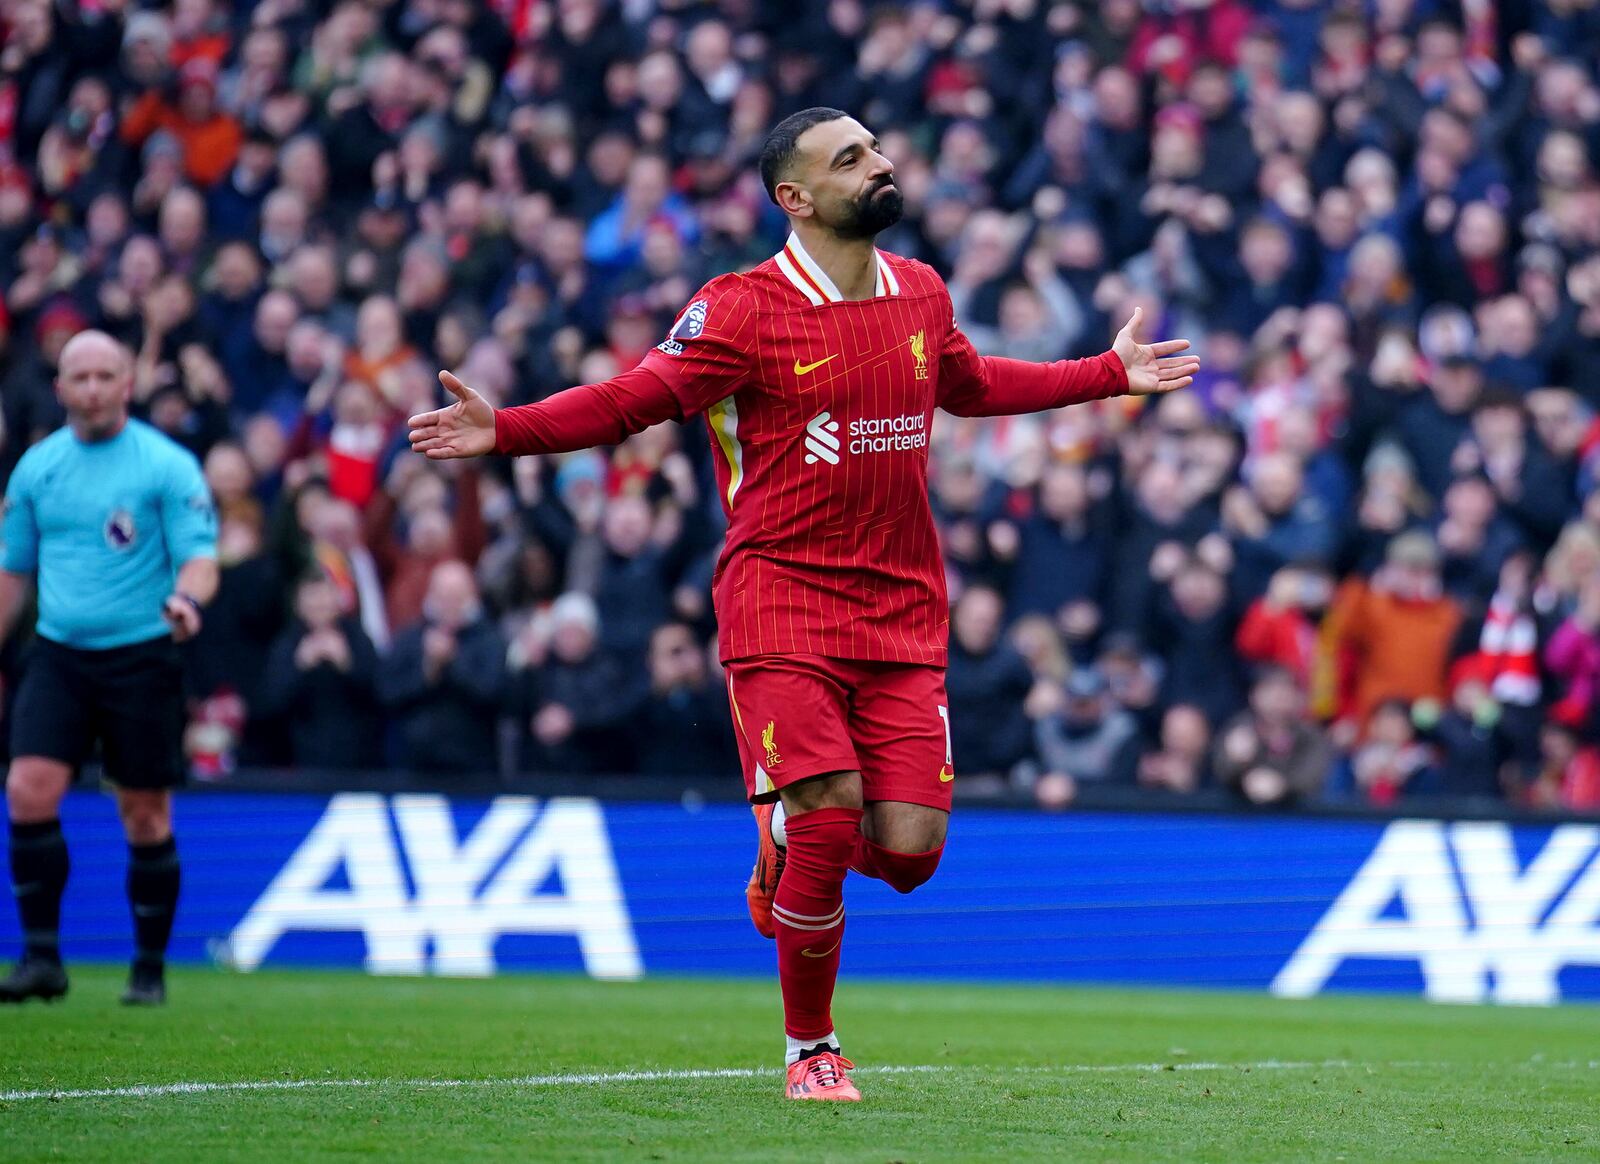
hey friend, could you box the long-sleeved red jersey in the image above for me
[494,234,1127,665]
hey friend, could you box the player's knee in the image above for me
[5,758,70,822]
[116,794,172,845]
[877,844,944,894]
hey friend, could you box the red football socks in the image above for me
[773,805,861,1043]
[851,834,944,894]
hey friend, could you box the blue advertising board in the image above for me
[4,790,1600,1004]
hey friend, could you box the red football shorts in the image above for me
[724,654,954,811]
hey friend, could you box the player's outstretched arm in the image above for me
[412,365,686,459]
[408,372,498,460]
[1112,306,1199,397]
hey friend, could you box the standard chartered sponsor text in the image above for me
[848,413,927,454]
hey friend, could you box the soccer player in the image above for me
[407,108,1197,1099]
[0,331,218,1006]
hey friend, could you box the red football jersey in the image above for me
[494,233,1128,664]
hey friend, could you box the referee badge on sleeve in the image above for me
[105,508,137,550]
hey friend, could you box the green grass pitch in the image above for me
[2,967,1598,1162]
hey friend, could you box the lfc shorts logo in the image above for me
[762,720,783,768]
[908,329,928,380]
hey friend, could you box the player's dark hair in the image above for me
[759,107,850,205]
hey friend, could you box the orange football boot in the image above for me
[785,1051,861,1101]
[746,802,785,938]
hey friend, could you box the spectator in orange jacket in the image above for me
[120,59,241,187]
[1322,531,1463,732]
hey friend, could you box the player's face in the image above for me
[794,117,903,240]
[55,334,133,440]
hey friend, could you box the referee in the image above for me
[0,331,217,1006]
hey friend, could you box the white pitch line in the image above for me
[0,1059,1413,1103]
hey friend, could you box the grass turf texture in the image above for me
[1,968,1597,1162]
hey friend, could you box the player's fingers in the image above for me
[425,443,462,460]
[1148,338,1191,356]
[1158,376,1194,393]
[1117,305,1143,339]
[439,370,481,403]
[1157,359,1200,379]
[407,408,445,430]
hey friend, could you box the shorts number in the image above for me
[937,704,952,765]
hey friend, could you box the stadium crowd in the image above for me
[2,0,1600,810]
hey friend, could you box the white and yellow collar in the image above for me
[774,231,901,305]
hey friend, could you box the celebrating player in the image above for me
[0,331,218,1006]
[407,108,1197,1100]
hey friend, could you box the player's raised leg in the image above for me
[775,771,863,1101]
[1,757,74,1003]
[847,662,952,892]
[853,800,946,892]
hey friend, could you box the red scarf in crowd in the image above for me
[1469,592,1541,707]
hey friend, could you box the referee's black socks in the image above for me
[127,836,180,972]
[10,820,69,965]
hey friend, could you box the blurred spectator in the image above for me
[588,493,674,667]
[1546,575,1600,732]
[1323,532,1462,731]
[512,591,638,775]
[1000,462,1107,619]
[1031,668,1141,806]
[946,585,1034,781]
[1235,566,1332,690]
[258,575,381,770]
[378,560,506,774]
[1222,451,1339,603]
[634,621,734,778]
[1526,720,1600,812]
[120,59,242,187]
[1347,699,1440,806]
[1411,680,1509,801]
[1154,555,1245,727]
[1134,703,1212,796]
[1212,667,1331,807]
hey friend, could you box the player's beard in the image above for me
[833,180,904,240]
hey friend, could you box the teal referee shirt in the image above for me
[0,419,217,649]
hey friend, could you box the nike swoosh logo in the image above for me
[939,766,954,783]
[794,355,838,376]
[800,939,841,959]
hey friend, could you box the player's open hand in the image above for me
[408,372,497,459]
[1113,307,1200,397]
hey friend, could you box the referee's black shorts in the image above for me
[10,635,186,790]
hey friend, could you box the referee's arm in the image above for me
[0,571,32,647]
[156,449,220,644]
[0,467,39,648]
